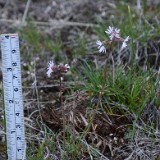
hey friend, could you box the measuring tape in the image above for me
[1,34,26,160]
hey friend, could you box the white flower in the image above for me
[121,36,129,50]
[96,40,106,53]
[105,26,120,40]
[65,64,70,69]
[47,61,54,77]
[105,26,114,34]
[64,64,70,72]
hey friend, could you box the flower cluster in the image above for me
[105,26,120,40]
[96,26,129,53]
[47,61,70,78]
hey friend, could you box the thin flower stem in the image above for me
[72,101,76,144]
[59,72,66,146]
[82,43,112,139]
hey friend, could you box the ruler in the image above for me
[1,34,25,160]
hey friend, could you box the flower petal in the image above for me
[65,64,70,69]
[47,68,53,77]
[121,36,129,50]
[121,42,127,50]
[47,61,54,77]
[96,40,102,46]
[124,36,129,42]
[99,46,106,53]
[105,26,120,40]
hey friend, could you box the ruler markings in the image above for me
[1,34,25,160]
[9,36,17,159]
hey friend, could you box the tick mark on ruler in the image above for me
[5,35,9,39]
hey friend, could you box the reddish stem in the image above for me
[82,42,113,139]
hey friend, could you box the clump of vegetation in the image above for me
[21,2,160,160]
[1,1,160,160]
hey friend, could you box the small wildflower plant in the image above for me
[95,26,129,93]
[47,60,70,78]
[95,27,129,104]
[46,60,70,145]
[83,26,129,138]
[96,26,129,53]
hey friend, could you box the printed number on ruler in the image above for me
[1,34,25,160]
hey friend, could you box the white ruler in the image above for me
[1,34,25,160]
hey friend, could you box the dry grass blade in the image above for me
[0,19,98,28]
[21,0,31,26]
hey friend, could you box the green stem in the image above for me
[82,43,112,139]
[128,5,135,65]
[59,73,66,146]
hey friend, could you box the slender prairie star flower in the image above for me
[105,26,120,40]
[96,40,106,53]
[47,61,54,77]
[60,64,70,73]
[121,36,129,50]
[96,26,129,53]
[47,61,70,78]
[65,64,70,71]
